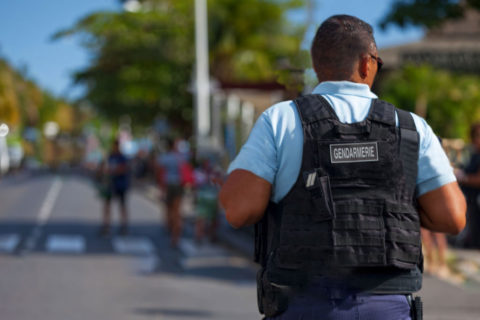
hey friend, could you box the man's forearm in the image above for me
[219,169,272,229]
[418,182,466,235]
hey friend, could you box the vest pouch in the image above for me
[257,267,290,317]
[303,171,335,221]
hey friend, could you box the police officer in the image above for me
[219,15,466,320]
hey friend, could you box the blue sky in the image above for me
[0,0,424,99]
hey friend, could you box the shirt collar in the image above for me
[312,81,378,99]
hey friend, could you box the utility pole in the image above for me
[194,0,211,155]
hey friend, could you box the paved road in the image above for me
[421,274,480,320]
[2,172,480,319]
[0,172,258,320]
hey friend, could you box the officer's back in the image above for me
[220,14,466,320]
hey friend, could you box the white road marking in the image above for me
[0,234,20,252]
[181,256,251,269]
[37,179,62,225]
[179,238,248,271]
[179,238,227,257]
[179,238,198,256]
[112,237,155,255]
[22,178,62,253]
[46,235,86,253]
[136,255,161,274]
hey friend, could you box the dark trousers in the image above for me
[267,293,411,320]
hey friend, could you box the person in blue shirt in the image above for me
[155,138,188,248]
[219,14,466,320]
[99,139,130,236]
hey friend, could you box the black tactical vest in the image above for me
[255,95,422,298]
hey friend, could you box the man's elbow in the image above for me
[446,196,467,235]
[219,192,246,229]
[452,205,467,235]
[447,215,466,235]
[224,208,247,229]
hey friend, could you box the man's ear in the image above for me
[358,55,369,79]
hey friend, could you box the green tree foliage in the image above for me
[0,60,21,127]
[380,0,480,29]
[380,64,480,139]
[208,0,305,82]
[0,58,82,162]
[53,0,306,128]
[0,58,79,133]
[53,6,194,129]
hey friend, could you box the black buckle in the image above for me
[406,294,423,320]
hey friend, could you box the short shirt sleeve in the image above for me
[227,111,278,184]
[413,114,457,197]
[227,101,304,202]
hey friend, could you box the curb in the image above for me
[450,248,480,286]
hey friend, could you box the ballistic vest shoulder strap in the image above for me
[368,99,396,126]
[294,95,336,125]
[396,108,419,195]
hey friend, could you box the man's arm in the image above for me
[219,169,272,229]
[417,181,466,234]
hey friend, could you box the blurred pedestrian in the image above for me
[456,122,480,247]
[99,139,130,236]
[194,158,221,244]
[94,158,110,206]
[421,228,450,278]
[155,138,189,248]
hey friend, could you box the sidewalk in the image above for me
[450,248,480,285]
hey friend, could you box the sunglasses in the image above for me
[369,54,383,71]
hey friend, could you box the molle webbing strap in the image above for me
[333,233,384,247]
[333,219,383,230]
[334,203,384,215]
[396,109,419,196]
[385,218,419,230]
[294,95,335,125]
[386,233,421,246]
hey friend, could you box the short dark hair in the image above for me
[311,15,376,80]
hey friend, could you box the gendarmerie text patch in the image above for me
[330,142,379,163]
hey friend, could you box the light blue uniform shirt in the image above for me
[228,81,456,203]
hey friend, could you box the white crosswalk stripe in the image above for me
[46,235,86,254]
[179,238,239,270]
[0,234,20,253]
[112,236,155,256]
[179,238,227,258]
[2,233,162,257]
